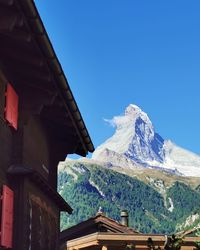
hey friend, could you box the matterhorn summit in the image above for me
[92,104,200,177]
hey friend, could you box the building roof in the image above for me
[0,0,94,156]
[60,214,200,250]
[66,232,200,250]
[60,213,139,244]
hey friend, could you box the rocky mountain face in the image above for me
[58,104,200,233]
[92,104,200,177]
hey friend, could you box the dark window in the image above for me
[31,202,41,249]
[28,198,58,250]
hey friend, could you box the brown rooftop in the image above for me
[60,213,139,245]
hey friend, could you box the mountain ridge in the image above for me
[92,104,200,177]
[58,104,200,233]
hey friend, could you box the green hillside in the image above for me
[58,161,200,234]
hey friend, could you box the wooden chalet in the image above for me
[0,0,94,249]
[60,213,200,250]
[60,212,139,245]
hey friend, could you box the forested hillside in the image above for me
[58,162,200,234]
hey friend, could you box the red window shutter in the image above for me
[5,83,19,130]
[1,185,14,249]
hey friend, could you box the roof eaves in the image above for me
[18,0,94,156]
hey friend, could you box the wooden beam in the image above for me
[2,28,32,42]
[0,7,21,32]
[0,32,42,57]
[68,240,99,250]
[15,15,24,28]
[0,37,45,72]
[48,124,78,141]
[0,45,44,67]
[8,58,52,80]
[8,66,52,84]
[66,232,200,250]
[51,144,77,161]
[18,86,57,116]
[17,80,56,96]
[0,0,14,5]
[52,95,64,108]
[42,107,70,122]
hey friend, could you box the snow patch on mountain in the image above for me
[92,104,200,177]
[162,140,200,176]
[167,197,174,212]
[146,177,166,195]
[89,180,105,198]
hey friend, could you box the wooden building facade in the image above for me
[0,0,94,249]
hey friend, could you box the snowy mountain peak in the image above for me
[93,104,162,163]
[125,104,142,116]
[92,104,200,177]
[125,104,150,123]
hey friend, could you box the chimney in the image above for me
[121,210,129,227]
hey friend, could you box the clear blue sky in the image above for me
[35,1,200,155]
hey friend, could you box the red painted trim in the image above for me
[0,185,14,249]
[5,83,19,130]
